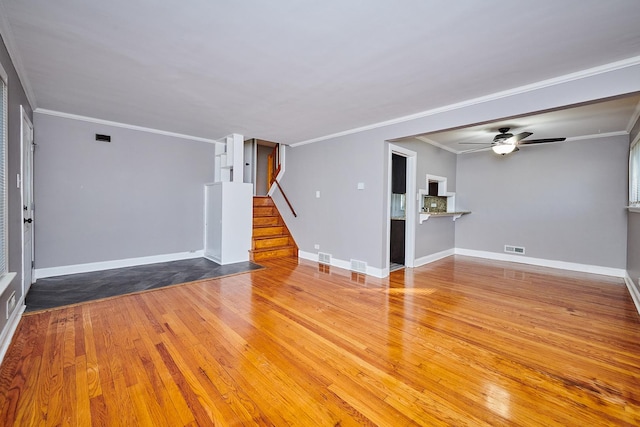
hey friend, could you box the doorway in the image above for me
[388,145,416,273]
[244,139,280,196]
[20,106,34,295]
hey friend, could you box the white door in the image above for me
[21,107,34,294]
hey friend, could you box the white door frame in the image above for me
[387,144,417,271]
[20,106,34,294]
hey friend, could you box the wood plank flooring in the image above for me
[0,255,639,426]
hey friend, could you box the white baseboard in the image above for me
[298,250,386,278]
[624,273,640,316]
[34,250,205,279]
[414,249,455,268]
[0,299,25,365]
[299,247,627,281]
[455,248,626,278]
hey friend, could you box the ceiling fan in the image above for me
[460,127,566,155]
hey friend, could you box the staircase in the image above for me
[251,196,298,261]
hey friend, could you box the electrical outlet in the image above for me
[314,244,320,250]
[6,291,16,320]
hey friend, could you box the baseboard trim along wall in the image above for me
[298,250,387,278]
[34,250,205,280]
[455,248,626,278]
[0,300,25,364]
[624,273,640,315]
[414,249,456,268]
[301,247,626,281]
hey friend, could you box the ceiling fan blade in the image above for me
[504,132,533,144]
[458,142,493,145]
[460,146,492,154]
[519,138,566,145]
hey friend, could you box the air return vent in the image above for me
[504,245,525,255]
[95,134,111,142]
[318,252,332,265]
[350,259,367,274]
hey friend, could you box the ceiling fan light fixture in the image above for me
[492,144,516,155]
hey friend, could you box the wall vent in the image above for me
[350,259,367,274]
[318,252,332,265]
[504,245,525,255]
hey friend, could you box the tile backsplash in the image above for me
[423,195,447,213]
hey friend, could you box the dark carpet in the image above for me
[25,258,263,312]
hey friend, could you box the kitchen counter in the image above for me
[419,211,471,223]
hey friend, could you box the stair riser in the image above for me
[253,237,291,250]
[253,197,274,207]
[252,247,297,261]
[253,216,281,226]
[253,226,285,237]
[254,206,277,217]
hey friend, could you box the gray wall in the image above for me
[34,113,216,268]
[0,34,33,332]
[276,137,387,268]
[395,139,457,259]
[280,65,640,272]
[456,135,628,269]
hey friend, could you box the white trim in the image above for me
[34,250,204,279]
[0,271,16,296]
[414,136,459,154]
[298,250,387,278]
[299,247,629,281]
[414,249,455,268]
[0,299,25,365]
[290,56,640,147]
[455,248,626,278]
[624,273,640,316]
[387,144,417,269]
[34,109,217,144]
[628,206,640,213]
[563,131,628,143]
[0,2,37,108]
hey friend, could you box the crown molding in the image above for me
[414,136,459,154]
[0,1,37,109]
[290,55,640,147]
[34,108,218,143]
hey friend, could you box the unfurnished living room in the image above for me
[0,1,639,425]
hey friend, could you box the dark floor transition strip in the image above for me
[25,258,263,312]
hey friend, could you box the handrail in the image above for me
[273,179,297,218]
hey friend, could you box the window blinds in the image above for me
[0,72,6,275]
[631,141,640,207]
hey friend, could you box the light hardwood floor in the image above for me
[0,255,639,426]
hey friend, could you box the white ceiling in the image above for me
[1,0,640,145]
